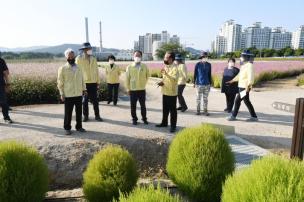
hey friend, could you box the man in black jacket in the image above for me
[0,53,13,124]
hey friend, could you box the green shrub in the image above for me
[254,69,304,85]
[10,76,60,105]
[9,76,108,106]
[83,145,139,202]
[0,141,49,202]
[116,184,182,202]
[222,155,304,202]
[166,124,235,202]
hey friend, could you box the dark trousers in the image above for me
[107,83,119,104]
[177,84,187,109]
[130,90,147,121]
[225,92,237,111]
[232,88,257,118]
[64,96,82,130]
[0,87,10,120]
[83,83,100,118]
[162,95,177,129]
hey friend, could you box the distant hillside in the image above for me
[185,47,202,55]
[0,44,121,54]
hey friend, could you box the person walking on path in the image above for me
[175,54,188,112]
[156,51,179,133]
[105,55,121,106]
[76,42,103,122]
[221,58,239,113]
[57,48,87,135]
[226,50,258,122]
[193,51,212,116]
[125,50,149,125]
[0,53,13,124]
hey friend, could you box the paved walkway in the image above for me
[0,79,300,177]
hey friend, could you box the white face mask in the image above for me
[228,62,234,68]
[86,49,93,55]
[201,58,208,62]
[134,57,141,63]
[109,60,115,65]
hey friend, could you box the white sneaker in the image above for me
[227,116,236,121]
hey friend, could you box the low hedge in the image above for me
[9,76,107,106]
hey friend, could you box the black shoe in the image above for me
[224,108,229,112]
[4,118,13,124]
[132,121,138,125]
[196,112,201,115]
[65,130,72,135]
[177,107,182,110]
[95,117,103,122]
[227,110,232,113]
[83,116,89,122]
[181,107,188,112]
[143,120,149,125]
[77,128,86,133]
[113,102,117,106]
[107,101,112,104]
[8,107,13,111]
[156,123,168,127]
[170,128,176,133]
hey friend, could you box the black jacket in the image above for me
[221,66,239,94]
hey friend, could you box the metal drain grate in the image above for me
[226,135,269,169]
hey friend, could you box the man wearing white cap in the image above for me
[57,49,87,135]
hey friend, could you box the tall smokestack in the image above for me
[99,20,103,52]
[85,17,89,42]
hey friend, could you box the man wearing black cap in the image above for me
[226,50,258,122]
[0,53,13,124]
[193,51,212,116]
[76,42,103,122]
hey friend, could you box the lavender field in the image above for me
[8,60,304,79]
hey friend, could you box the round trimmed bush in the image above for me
[83,145,139,202]
[0,141,49,202]
[116,184,182,202]
[222,155,304,202]
[166,124,235,202]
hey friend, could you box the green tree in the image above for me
[155,43,188,60]
[295,48,304,56]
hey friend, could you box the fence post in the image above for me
[290,98,304,160]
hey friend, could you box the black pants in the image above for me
[0,87,10,120]
[162,95,177,129]
[178,84,187,109]
[232,88,257,118]
[83,83,100,118]
[107,83,119,104]
[130,90,147,122]
[225,92,237,111]
[64,96,82,130]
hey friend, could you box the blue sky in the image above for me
[0,0,303,50]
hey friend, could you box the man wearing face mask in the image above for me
[193,51,212,116]
[76,42,102,122]
[221,58,239,113]
[156,51,178,133]
[105,55,121,106]
[125,50,149,125]
[226,50,258,122]
[175,54,188,112]
[57,48,87,135]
